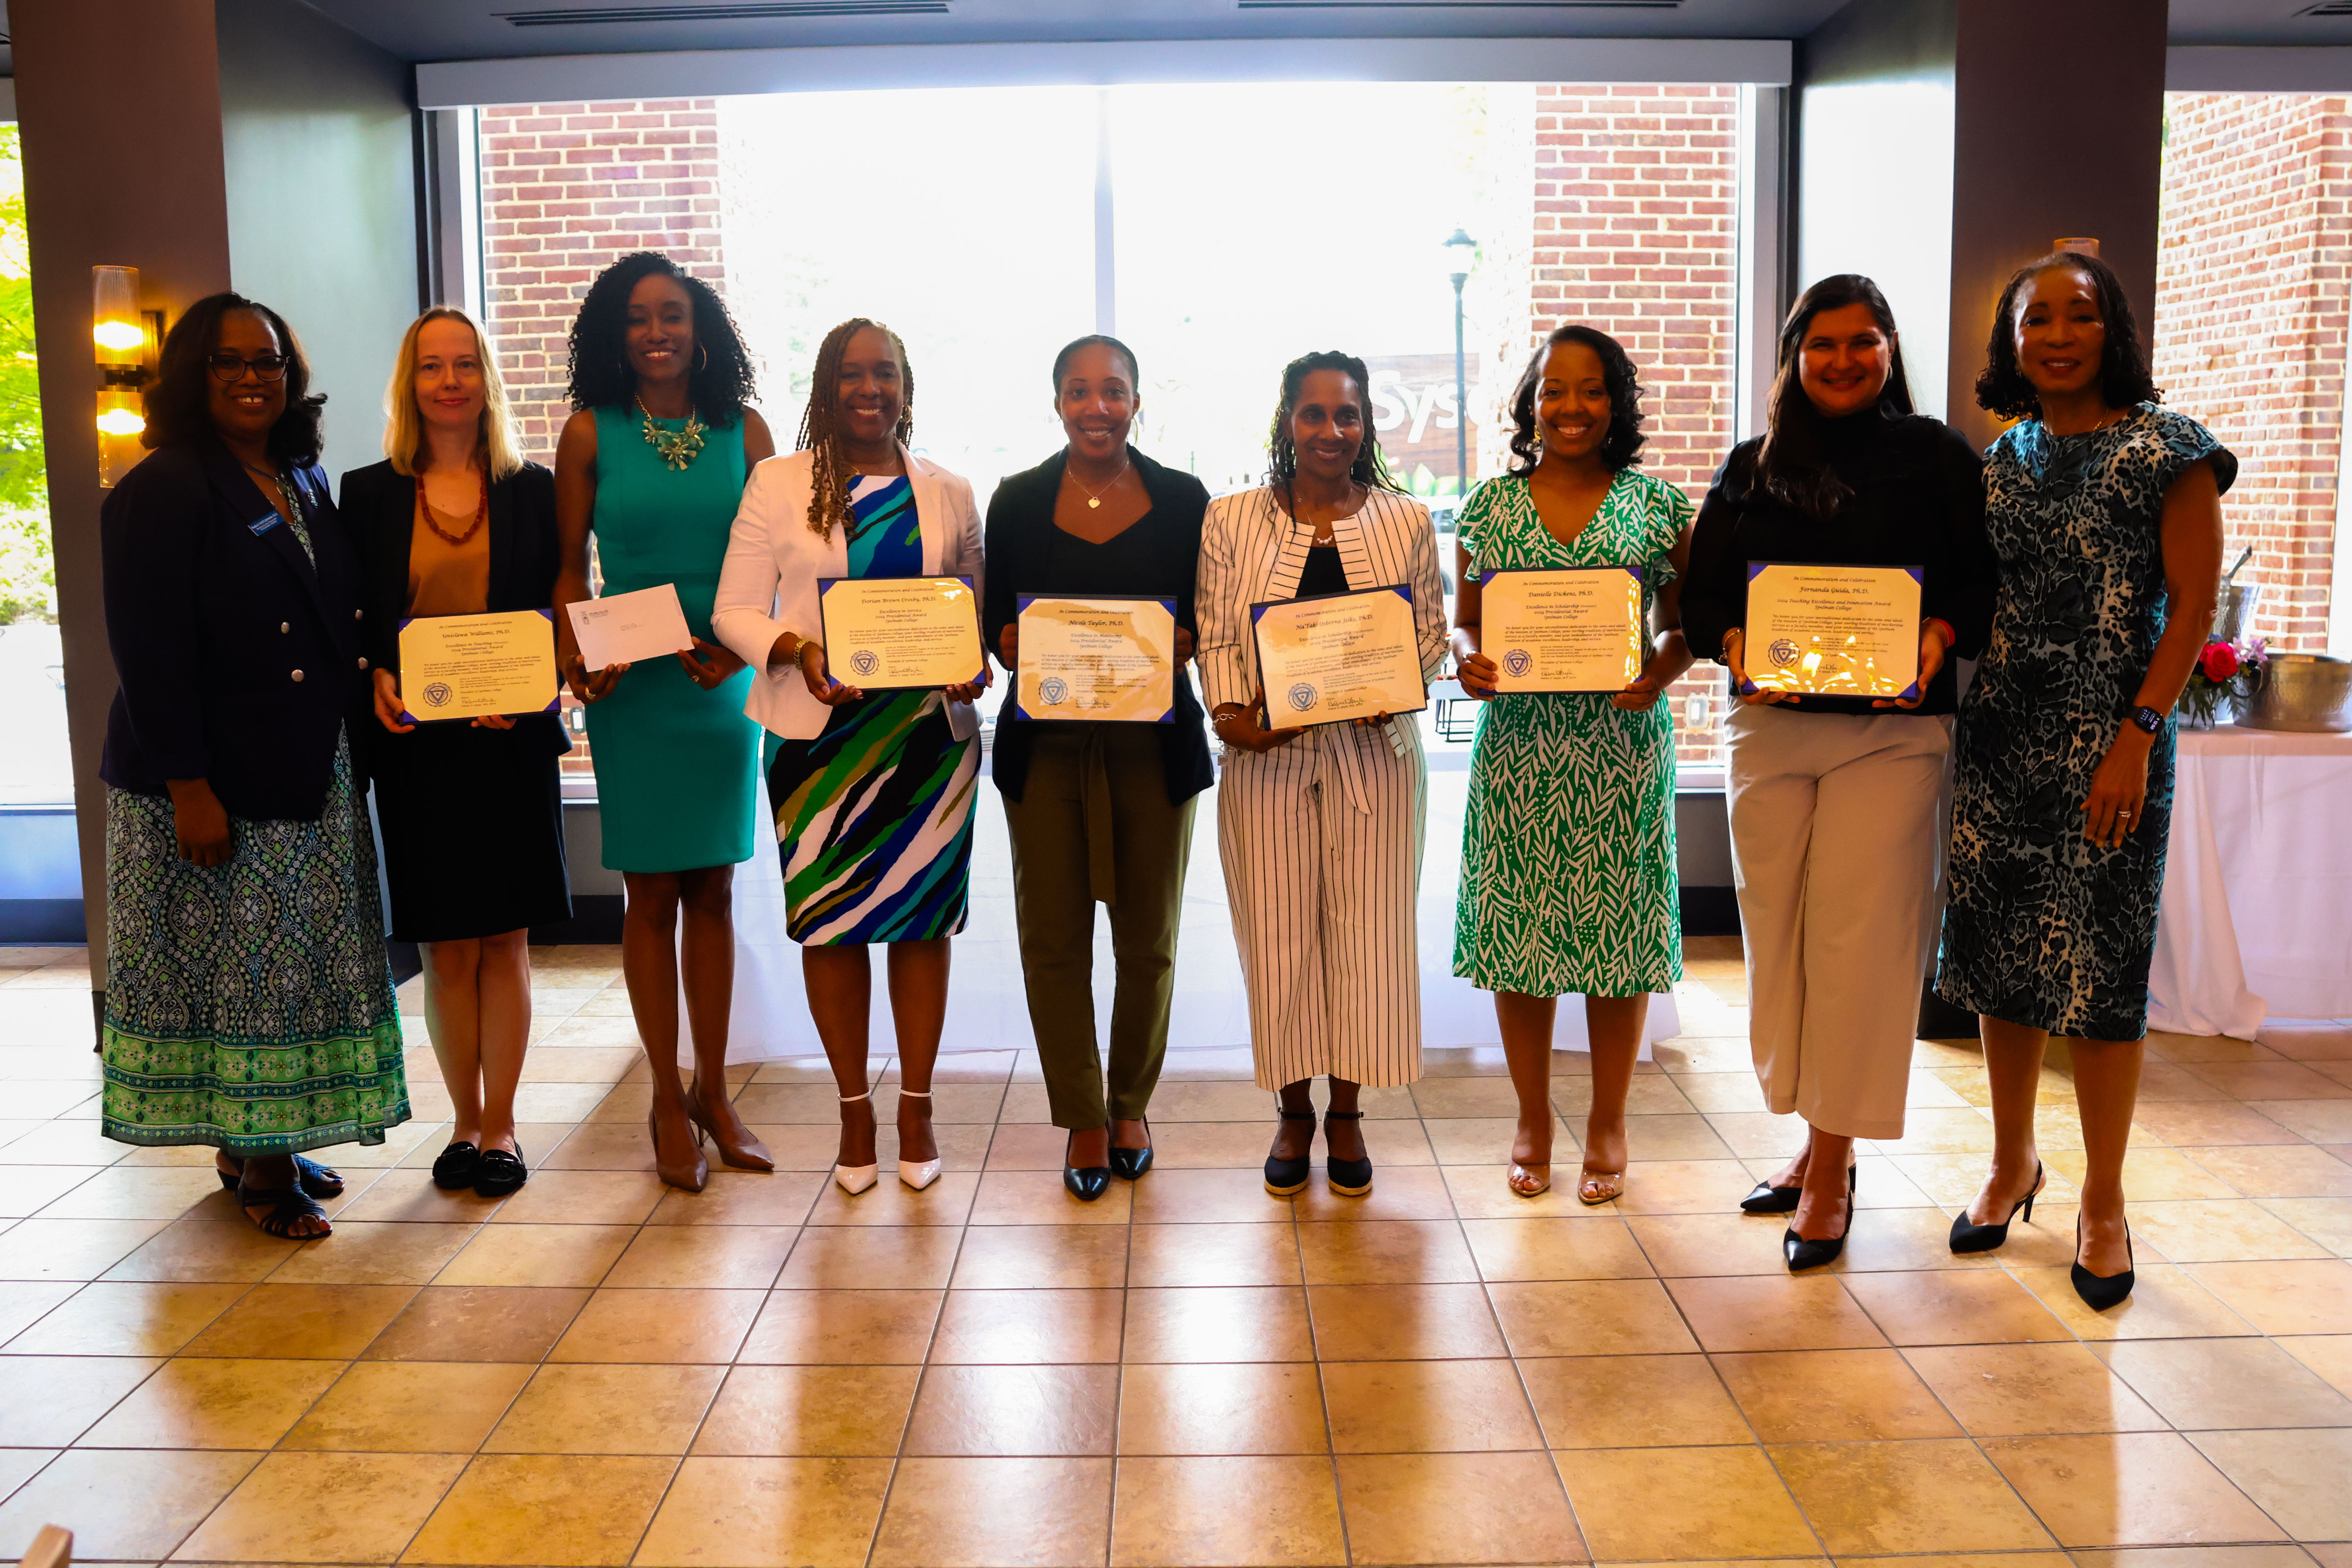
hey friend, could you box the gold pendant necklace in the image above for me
[1064,455,1129,510]
[637,396,706,471]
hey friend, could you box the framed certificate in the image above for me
[817,575,984,691]
[1014,594,1177,723]
[1742,561,1924,700]
[1250,584,1429,730]
[396,609,561,723]
[1479,565,1645,693]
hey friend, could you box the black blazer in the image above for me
[982,446,1214,805]
[340,458,571,762]
[99,438,371,820]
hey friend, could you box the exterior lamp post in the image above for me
[1441,226,1476,516]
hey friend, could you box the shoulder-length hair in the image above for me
[564,250,756,427]
[1975,249,2160,420]
[1506,324,1647,476]
[142,292,325,463]
[797,317,915,541]
[382,307,524,481]
[1265,349,1401,506]
[1742,273,1913,522]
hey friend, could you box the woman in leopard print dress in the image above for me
[1936,252,2232,1309]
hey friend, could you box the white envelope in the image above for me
[567,583,694,669]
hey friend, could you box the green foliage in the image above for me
[0,127,51,623]
[0,507,54,624]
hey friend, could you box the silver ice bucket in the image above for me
[2244,654,2352,733]
[2215,581,2261,644]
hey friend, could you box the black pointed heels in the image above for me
[1783,1175,1855,1271]
[1949,1160,2045,1254]
[1063,1132,1111,1202]
[1741,1159,1856,1215]
[1109,1118,1153,1181]
[1264,1108,1316,1197]
[2071,1213,2135,1310]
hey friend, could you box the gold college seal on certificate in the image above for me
[1742,561,1924,700]
[1251,584,1428,729]
[1480,565,1645,693]
[1014,594,1177,723]
[396,609,560,722]
[817,575,984,691]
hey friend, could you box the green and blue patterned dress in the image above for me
[766,475,980,944]
[1451,470,1690,998]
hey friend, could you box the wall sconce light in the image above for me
[94,265,162,489]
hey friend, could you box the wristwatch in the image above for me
[2125,705,2164,736]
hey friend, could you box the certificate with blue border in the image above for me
[1013,594,1177,724]
[395,608,560,724]
[1478,564,1645,693]
[1741,561,1924,701]
[817,575,984,691]
[1250,583,1428,730]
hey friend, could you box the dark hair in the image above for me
[1051,334,1139,393]
[1506,324,1647,475]
[564,250,755,426]
[1975,249,2160,420]
[1265,349,1401,505]
[142,292,324,463]
[797,317,914,542]
[1742,273,1913,521]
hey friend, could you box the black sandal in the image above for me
[237,1171,332,1239]
[1324,1110,1373,1197]
[1265,1108,1316,1197]
[474,1144,528,1199]
[217,1153,345,1200]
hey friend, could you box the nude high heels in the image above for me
[897,1088,941,1191]
[647,1104,708,1193]
[833,1091,879,1195]
[687,1075,774,1173]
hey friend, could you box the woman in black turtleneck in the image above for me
[1682,274,1994,1271]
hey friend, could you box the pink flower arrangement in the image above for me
[2199,640,2240,683]
[2180,636,2267,727]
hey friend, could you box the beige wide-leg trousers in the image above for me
[1725,706,1952,1141]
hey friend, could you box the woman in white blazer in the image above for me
[712,318,987,1196]
[1199,349,1448,1200]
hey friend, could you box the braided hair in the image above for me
[797,317,914,541]
[1264,349,1401,511]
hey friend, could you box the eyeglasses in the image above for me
[207,353,291,383]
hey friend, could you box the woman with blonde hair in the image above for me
[344,305,572,1198]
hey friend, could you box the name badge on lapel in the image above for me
[248,513,282,537]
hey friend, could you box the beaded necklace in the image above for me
[637,396,706,470]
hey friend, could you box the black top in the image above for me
[1684,401,1995,716]
[1296,543,1348,599]
[100,438,371,820]
[982,446,1214,805]
[340,458,571,762]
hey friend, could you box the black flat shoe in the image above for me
[474,1143,528,1199]
[1063,1133,1111,1202]
[431,1142,482,1191]
[1740,1159,1855,1215]
[1323,1109,1372,1197]
[1950,1160,2044,1254]
[1265,1107,1316,1197]
[1783,1185,1854,1271]
[2071,1213,2135,1311]
[1109,1118,1153,1182]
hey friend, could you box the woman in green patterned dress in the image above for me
[1451,326,1693,1204]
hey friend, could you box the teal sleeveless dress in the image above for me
[583,404,760,871]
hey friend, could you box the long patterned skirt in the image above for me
[767,691,979,945]
[101,731,407,1153]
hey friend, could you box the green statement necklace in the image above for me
[637,396,706,471]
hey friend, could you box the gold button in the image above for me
[354,608,364,619]
[358,658,369,670]
[291,669,305,682]
[280,622,290,634]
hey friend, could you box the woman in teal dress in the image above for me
[1451,325,1693,1205]
[554,251,776,1192]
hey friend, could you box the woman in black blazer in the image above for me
[982,335,1213,1199]
[98,293,406,1240]
[345,308,571,1199]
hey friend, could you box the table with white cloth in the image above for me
[2147,723,2352,1038]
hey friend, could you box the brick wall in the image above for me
[2155,93,2345,652]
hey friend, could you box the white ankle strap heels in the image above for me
[833,1090,878,1195]
[897,1088,940,1191]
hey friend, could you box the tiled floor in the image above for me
[2,936,2351,1566]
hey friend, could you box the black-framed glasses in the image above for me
[207,353,290,383]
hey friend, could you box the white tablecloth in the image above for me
[2148,723,2352,1038]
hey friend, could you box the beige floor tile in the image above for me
[600,1224,796,1289]
[1522,1352,1750,1448]
[485,1168,666,1226]
[1111,1453,1346,1567]
[436,1222,635,1288]
[547,1286,761,1363]
[903,1363,1119,1455]
[1981,1432,2288,1547]
[0,1277,76,1343]
[2263,1196,2352,1256]
[1773,1439,2056,1554]
[270,1222,479,1286]
[182,1282,417,1359]
[690,1364,920,1456]
[1121,1284,1314,1363]
[2179,1145,2352,1199]
[635,1454,893,1568]
[0,1279,243,1355]
[2278,1333,2352,1397]
[2009,1262,2256,1341]
[102,1218,300,1283]
[1908,1341,2165,1436]
[1136,1121,1293,1170]
[1667,1274,1888,1352]
[1127,1165,1297,1224]
[1127,1221,1300,1287]
[33,1164,230,1221]
[969,1169,1133,1225]
[1627,1212,1794,1276]
[1412,1076,1525,1119]
[2067,1549,2311,1568]
[1566,1444,1817,1560]
[985,1121,1073,1171]
[1323,1357,1544,1452]
[1840,1268,2073,1345]
[1421,1114,1573,1167]
[929,1286,1124,1363]
[0,1447,258,1561]
[1338,1450,1585,1565]
[952,1224,1129,1288]
[649,1168,830,1225]
[1488,1277,1702,1357]
[175,1449,467,1562]
[1611,1158,1777,1214]
[2131,1101,2303,1148]
[800,1170,974,1226]
[331,1168,508,1225]
[398,1452,675,1565]
[2096,1336,2352,1428]
[283,1360,533,1452]
[1306,1281,1510,1360]
[78,1355,343,1449]
[2187,1427,2352,1542]
[536,1121,660,1173]
[775,1224,962,1289]
[2185,1260,2352,1334]
[484,1361,723,1453]
[1461,1216,1655,1281]
[1295,1219,1478,1285]
[869,1455,1111,1568]
[361,1284,590,1361]
[2131,1200,2334,1263]
[1714,1347,1961,1441]
[1117,1361,1329,1455]
[0,1216,170,1281]
[735,1286,942,1364]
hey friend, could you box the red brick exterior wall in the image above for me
[2155,93,2345,652]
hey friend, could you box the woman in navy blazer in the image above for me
[98,293,405,1240]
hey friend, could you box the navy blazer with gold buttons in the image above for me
[99,437,371,821]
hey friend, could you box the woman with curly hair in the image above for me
[1682,274,1995,1270]
[1936,252,2231,1309]
[1198,350,1447,1199]
[1449,325,1694,1203]
[553,251,776,1191]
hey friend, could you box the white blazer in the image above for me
[711,444,984,742]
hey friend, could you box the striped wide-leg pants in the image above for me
[1217,724,1427,1090]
